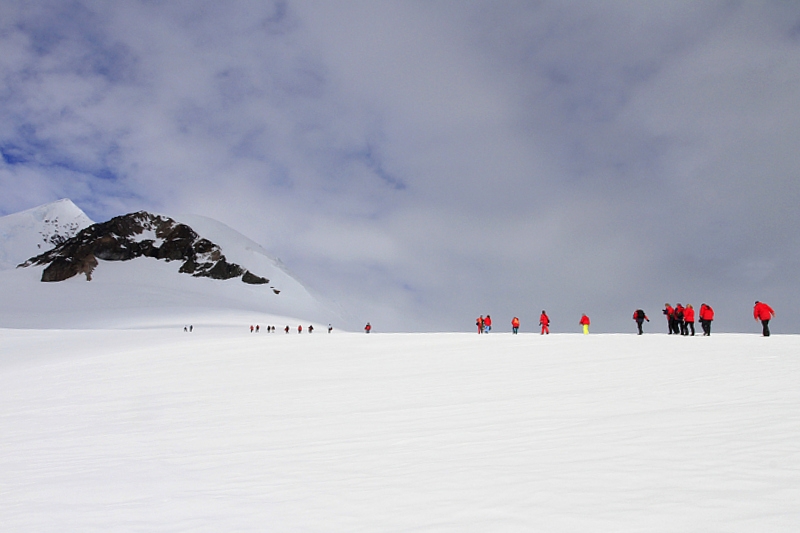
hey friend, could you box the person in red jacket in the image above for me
[365,322,372,334]
[483,314,492,333]
[633,309,649,335]
[539,310,550,335]
[511,316,520,334]
[476,316,484,334]
[663,303,675,334]
[675,303,686,335]
[753,301,775,336]
[579,314,590,335]
[683,304,695,336]
[699,303,714,336]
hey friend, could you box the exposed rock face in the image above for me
[20,211,271,285]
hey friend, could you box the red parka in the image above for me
[683,306,695,322]
[699,305,714,321]
[753,302,775,321]
[579,315,590,326]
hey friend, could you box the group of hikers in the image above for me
[480,311,552,335]
[474,301,777,336]
[661,303,715,336]
[250,324,335,334]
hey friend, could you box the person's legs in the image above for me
[762,319,771,336]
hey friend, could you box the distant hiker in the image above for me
[298,325,303,334]
[699,304,714,336]
[753,301,776,336]
[308,325,314,333]
[663,304,675,334]
[675,304,686,336]
[539,311,550,335]
[683,305,695,336]
[189,325,192,332]
[579,314,590,335]
[250,325,254,333]
[328,324,333,333]
[511,316,520,334]
[256,325,260,333]
[184,326,188,332]
[285,326,290,333]
[633,309,649,335]
[365,322,372,334]
[484,315,492,333]
[476,316,484,334]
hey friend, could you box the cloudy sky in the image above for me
[2,1,799,333]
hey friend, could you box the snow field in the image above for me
[1,330,799,531]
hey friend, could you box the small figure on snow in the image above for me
[285,326,290,333]
[511,316,520,334]
[483,315,492,333]
[754,301,776,336]
[699,304,714,336]
[633,309,649,335]
[683,305,695,336]
[476,316,484,334]
[579,314,590,335]
[365,322,372,334]
[539,311,550,335]
[328,324,333,334]
[308,325,314,334]
[663,304,675,334]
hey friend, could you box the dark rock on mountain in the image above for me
[20,211,271,285]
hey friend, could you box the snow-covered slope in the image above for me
[0,201,338,329]
[0,199,93,270]
[1,330,798,531]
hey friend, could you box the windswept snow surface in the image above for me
[1,331,799,531]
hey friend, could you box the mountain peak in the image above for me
[0,199,94,270]
[20,210,271,285]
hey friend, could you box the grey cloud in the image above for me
[1,1,799,332]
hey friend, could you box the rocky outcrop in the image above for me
[20,211,271,285]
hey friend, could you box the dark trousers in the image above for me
[636,319,644,335]
[679,320,687,335]
[761,319,771,336]
[700,319,711,336]
[686,321,695,336]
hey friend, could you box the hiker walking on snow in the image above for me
[675,304,686,335]
[539,311,550,335]
[476,316,484,334]
[579,314,590,335]
[663,304,675,334]
[633,309,649,335]
[683,305,695,336]
[511,316,520,334]
[699,304,714,336]
[753,301,775,336]
[483,315,492,333]
[365,322,372,334]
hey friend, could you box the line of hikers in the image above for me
[475,300,775,336]
[249,324,334,334]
